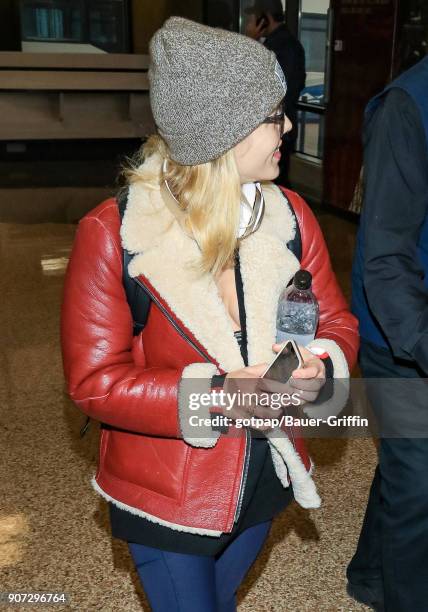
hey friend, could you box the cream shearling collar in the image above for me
[120,152,300,373]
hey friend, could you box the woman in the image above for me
[61,17,358,612]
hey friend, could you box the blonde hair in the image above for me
[125,135,242,276]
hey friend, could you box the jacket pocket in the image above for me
[104,430,190,501]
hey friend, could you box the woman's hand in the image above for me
[257,344,326,406]
[218,344,326,430]
[222,364,282,430]
[275,343,326,404]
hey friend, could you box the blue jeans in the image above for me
[128,520,271,611]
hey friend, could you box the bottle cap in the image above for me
[293,269,312,290]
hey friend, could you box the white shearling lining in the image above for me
[269,443,290,487]
[266,429,321,509]
[303,338,350,419]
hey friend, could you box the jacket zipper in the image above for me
[233,427,251,524]
[134,278,211,362]
[80,278,211,437]
[136,276,251,528]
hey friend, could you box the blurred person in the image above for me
[245,0,306,186]
[61,18,357,612]
[350,56,428,612]
[205,0,234,30]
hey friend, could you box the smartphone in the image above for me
[261,340,303,383]
[256,14,268,29]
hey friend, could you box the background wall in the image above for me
[131,0,204,54]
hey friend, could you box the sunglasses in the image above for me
[262,111,285,134]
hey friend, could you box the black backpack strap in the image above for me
[278,188,302,262]
[117,188,152,337]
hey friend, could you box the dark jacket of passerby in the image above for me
[348,56,428,612]
[352,56,428,374]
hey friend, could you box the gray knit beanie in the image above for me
[149,17,287,165]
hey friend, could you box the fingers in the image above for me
[292,358,325,380]
[292,365,318,379]
[289,374,325,392]
[246,363,269,377]
[296,345,316,361]
[272,342,285,353]
[257,376,293,394]
[288,364,326,404]
[224,357,326,418]
[288,369,325,382]
[226,363,268,379]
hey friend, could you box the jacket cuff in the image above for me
[322,355,334,379]
[211,373,227,389]
[308,355,334,405]
[303,339,350,419]
[178,363,221,448]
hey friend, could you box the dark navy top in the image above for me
[351,84,428,375]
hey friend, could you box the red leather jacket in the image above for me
[61,159,358,536]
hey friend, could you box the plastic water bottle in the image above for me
[276,270,319,346]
